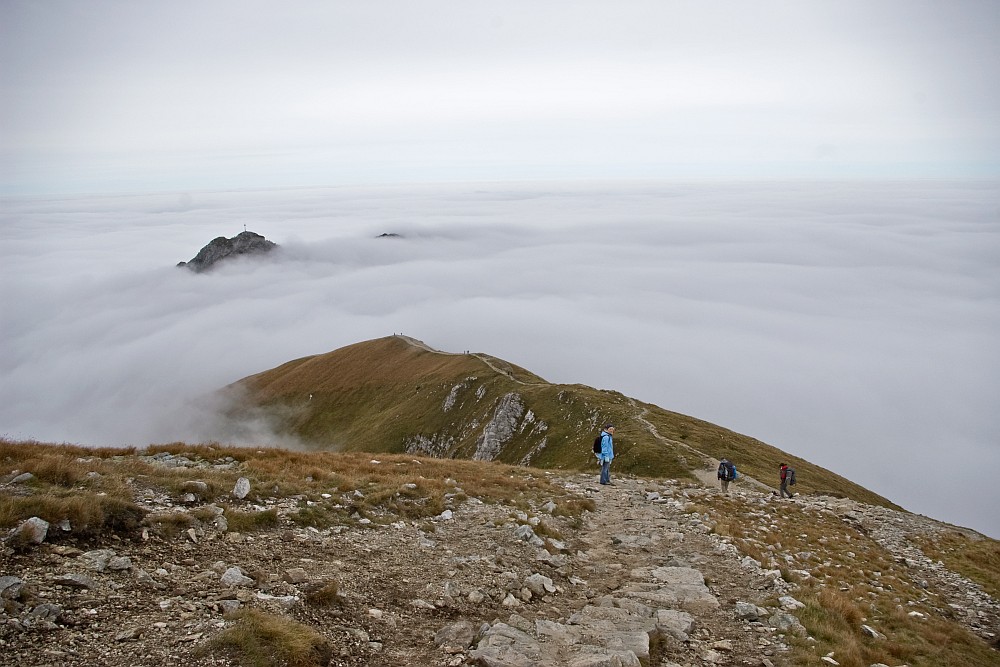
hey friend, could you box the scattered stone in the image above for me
[523,573,556,597]
[435,620,475,652]
[232,477,251,499]
[860,624,886,640]
[768,612,805,635]
[7,516,49,546]
[0,576,26,600]
[779,595,805,610]
[735,601,767,621]
[53,573,97,589]
[283,567,308,584]
[220,567,255,587]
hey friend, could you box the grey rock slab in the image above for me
[232,477,251,499]
[8,516,49,545]
[220,567,254,587]
[469,622,542,667]
[656,609,695,641]
[524,573,556,597]
[53,573,97,589]
[0,576,25,599]
[734,601,767,621]
[566,650,642,667]
[768,612,806,635]
[535,619,583,645]
[80,549,116,572]
[435,620,476,650]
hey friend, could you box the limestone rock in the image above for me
[220,567,255,587]
[7,516,49,546]
[233,477,251,499]
[178,231,277,273]
[435,620,476,651]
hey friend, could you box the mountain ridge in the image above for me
[222,335,903,512]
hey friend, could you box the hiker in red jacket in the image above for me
[779,463,794,498]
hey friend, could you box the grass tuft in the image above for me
[204,609,331,667]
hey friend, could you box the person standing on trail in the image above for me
[779,463,794,498]
[718,458,736,493]
[598,424,615,485]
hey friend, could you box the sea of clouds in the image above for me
[2,180,998,537]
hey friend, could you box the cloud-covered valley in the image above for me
[1,180,998,536]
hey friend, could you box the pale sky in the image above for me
[2,0,999,194]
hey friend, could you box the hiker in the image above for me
[779,462,794,498]
[717,458,736,493]
[598,424,615,485]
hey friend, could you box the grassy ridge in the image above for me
[224,336,901,512]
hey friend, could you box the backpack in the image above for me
[593,434,602,454]
[730,464,738,481]
[718,461,736,481]
[788,468,796,485]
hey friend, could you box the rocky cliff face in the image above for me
[177,231,277,272]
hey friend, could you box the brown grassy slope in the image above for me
[224,335,901,510]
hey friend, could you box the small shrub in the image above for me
[289,505,343,529]
[23,455,86,487]
[224,507,279,533]
[534,518,563,541]
[303,580,341,607]
[144,511,196,538]
[552,497,597,518]
[204,609,331,667]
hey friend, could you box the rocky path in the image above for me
[466,475,795,667]
[5,450,998,667]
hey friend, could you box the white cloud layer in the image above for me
[2,180,998,537]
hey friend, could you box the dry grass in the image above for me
[913,530,1000,600]
[0,489,145,540]
[203,609,331,667]
[143,511,196,538]
[303,580,341,607]
[224,507,279,533]
[1,440,592,543]
[694,492,1000,667]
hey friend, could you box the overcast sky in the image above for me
[2,1,999,193]
[1,4,999,536]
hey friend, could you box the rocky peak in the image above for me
[177,231,277,273]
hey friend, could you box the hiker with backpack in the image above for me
[779,462,796,498]
[717,458,737,493]
[596,424,615,485]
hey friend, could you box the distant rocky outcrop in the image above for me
[177,231,278,273]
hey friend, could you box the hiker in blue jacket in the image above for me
[599,424,615,485]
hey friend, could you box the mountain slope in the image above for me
[223,336,901,512]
